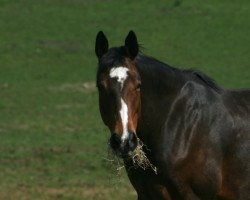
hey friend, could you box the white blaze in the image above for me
[109,66,130,141]
[120,98,129,141]
[109,66,129,89]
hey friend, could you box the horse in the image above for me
[95,30,250,200]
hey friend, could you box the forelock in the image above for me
[99,47,126,71]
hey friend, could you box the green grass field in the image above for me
[0,0,250,199]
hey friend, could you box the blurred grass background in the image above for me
[0,0,250,199]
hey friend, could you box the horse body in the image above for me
[95,31,250,200]
[126,55,250,199]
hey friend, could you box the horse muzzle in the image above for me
[109,132,138,158]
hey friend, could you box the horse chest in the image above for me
[125,161,172,200]
[125,160,220,200]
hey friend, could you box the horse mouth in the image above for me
[110,144,137,159]
[116,150,135,158]
[110,138,158,174]
[109,132,138,158]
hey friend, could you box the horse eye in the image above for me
[135,83,141,92]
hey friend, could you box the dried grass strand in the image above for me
[130,138,158,174]
[103,137,158,176]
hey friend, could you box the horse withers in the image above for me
[95,31,250,200]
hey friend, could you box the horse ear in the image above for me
[125,30,139,60]
[95,31,109,59]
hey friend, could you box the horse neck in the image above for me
[135,55,185,142]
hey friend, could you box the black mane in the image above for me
[135,54,221,92]
[184,69,221,92]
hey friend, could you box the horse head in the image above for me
[95,31,141,157]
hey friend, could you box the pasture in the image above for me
[0,0,250,199]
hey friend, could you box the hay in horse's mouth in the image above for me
[105,138,158,175]
[129,138,158,174]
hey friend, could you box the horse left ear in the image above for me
[125,30,139,60]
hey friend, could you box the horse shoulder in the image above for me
[218,90,250,199]
[158,81,228,199]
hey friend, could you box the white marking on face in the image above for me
[109,66,129,89]
[120,98,129,141]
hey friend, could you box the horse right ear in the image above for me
[95,31,109,59]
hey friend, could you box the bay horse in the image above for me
[95,31,250,200]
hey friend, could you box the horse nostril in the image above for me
[128,133,138,151]
[109,133,121,151]
[109,132,138,157]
